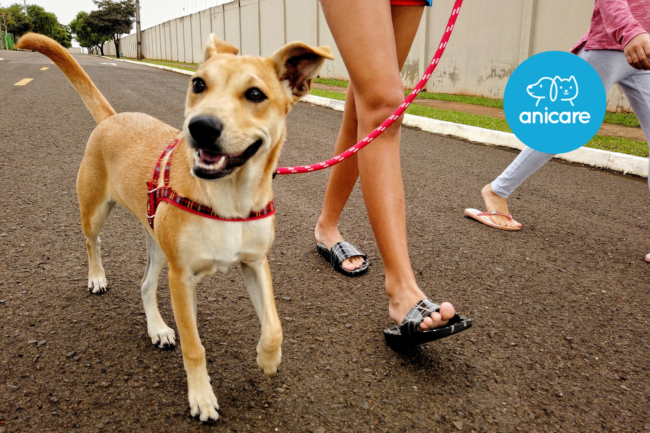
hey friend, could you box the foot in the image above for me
[388,283,456,330]
[315,221,365,272]
[481,184,522,229]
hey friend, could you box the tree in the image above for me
[87,0,135,59]
[26,5,71,47]
[0,3,32,39]
[69,10,111,55]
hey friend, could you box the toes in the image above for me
[419,303,456,330]
[439,302,456,320]
[341,256,364,271]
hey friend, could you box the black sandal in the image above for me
[384,299,472,349]
[316,241,369,277]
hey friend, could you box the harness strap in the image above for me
[147,139,276,229]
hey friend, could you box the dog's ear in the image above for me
[204,34,239,61]
[271,42,334,102]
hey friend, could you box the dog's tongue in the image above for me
[199,149,225,165]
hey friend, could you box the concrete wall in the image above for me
[112,0,632,112]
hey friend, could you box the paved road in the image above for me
[1,50,649,432]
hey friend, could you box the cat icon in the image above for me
[526,77,557,106]
[554,76,578,106]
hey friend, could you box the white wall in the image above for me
[113,0,632,112]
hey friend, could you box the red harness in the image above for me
[146,139,276,229]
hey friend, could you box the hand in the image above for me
[624,32,650,70]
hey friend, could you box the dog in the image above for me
[16,33,333,422]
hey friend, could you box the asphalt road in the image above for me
[1,50,650,432]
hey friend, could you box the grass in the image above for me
[104,55,199,72]
[310,88,648,158]
[314,77,641,128]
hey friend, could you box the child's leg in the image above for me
[319,1,455,329]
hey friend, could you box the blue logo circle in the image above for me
[504,51,606,154]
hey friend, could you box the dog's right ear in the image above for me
[204,34,239,61]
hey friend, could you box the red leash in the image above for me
[276,0,463,175]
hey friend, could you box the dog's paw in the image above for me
[149,325,176,349]
[257,345,281,376]
[189,388,219,423]
[88,275,108,294]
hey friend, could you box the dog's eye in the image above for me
[192,78,206,94]
[245,88,267,103]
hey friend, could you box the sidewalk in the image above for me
[312,83,647,142]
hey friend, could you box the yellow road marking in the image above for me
[40,67,48,71]
[14,78,33,86]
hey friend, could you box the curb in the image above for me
[100,56,194,76]
[101,57,648,179]
[302,94,648,179]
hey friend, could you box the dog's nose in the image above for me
[188,116,224,147]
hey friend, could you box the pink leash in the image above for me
[275,0,464,176]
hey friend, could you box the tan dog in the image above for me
[17,33,333,422]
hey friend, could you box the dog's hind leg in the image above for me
[78,164,114,294]
[141,230,175,348]
[240,258,282,375]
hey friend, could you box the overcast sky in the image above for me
[17,0,232,45]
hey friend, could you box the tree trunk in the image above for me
[114,36,120,58]
[99,41,105,56]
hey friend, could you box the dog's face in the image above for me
[182,35,333,180]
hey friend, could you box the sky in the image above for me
[13,0,232,46]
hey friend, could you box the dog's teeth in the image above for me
[214,156,225,170]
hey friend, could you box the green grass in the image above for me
[104,56,199,72]
[604,111,641,128]
[314,78,349,88]
[584,134,648,157]
[310,88,647,158]
[414,91,504,109]
[314,77,642,127]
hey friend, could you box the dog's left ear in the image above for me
[272,42,334,102]
[204,34,239,61]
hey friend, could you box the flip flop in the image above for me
[316,241,369,277]
[464,208,521,231]
[384,299,473,350]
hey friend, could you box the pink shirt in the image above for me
[571,0,649,53]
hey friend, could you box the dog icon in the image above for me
[526,76,579,107]
[527,77,556,106]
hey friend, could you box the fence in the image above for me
[1,32,15,50]
[104,0,632,112]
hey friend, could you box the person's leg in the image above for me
[481,147,555,227]
[481,48,631,228]
[319,0,455,329]
[315,85,365,272]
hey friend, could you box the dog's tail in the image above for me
[17,33,116,124]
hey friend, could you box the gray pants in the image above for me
[492,49,650,198]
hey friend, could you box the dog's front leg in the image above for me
[168,267,219,422]
[240,258,282,375]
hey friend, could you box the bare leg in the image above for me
[319,1,455,329]
[315,86,365,271]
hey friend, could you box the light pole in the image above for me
[135,0,142,60]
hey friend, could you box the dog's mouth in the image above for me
[192,139,264,179]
